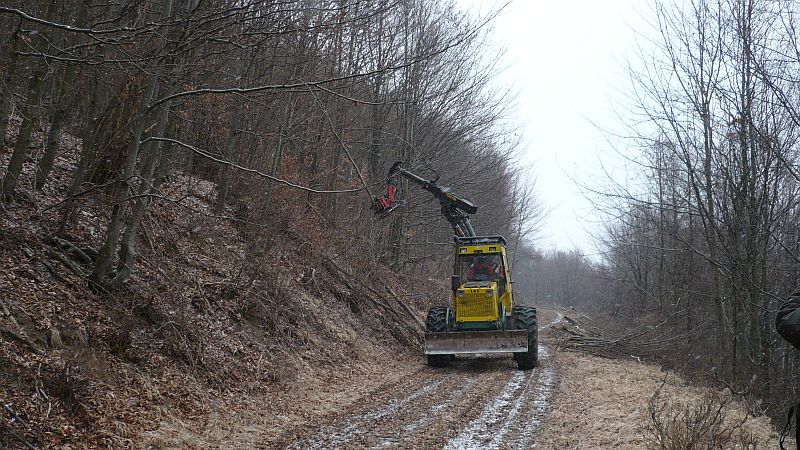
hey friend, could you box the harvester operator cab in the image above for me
[462,254,500,282]
[459,253,507,296]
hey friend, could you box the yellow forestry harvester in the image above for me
[372,162,538,370]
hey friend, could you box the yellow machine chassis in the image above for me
[453,242,513,323]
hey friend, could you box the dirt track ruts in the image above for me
[281,344,555,449]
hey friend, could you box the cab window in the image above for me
[459,253,502,282]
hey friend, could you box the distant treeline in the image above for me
[514,0,800,424]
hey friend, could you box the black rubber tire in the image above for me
[512,305,538,370]
[426,306,452,367]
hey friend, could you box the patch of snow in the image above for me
[541,313,564,330]
[443,345,555,450]
[401,376,480,434]
[443,369,527,449]
[289,374,452,449]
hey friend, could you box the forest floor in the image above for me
[0,119,425,449]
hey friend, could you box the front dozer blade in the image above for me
[424,330,528,355]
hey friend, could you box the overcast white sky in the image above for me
[461,0,641,254]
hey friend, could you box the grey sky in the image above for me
[462,0,639,253]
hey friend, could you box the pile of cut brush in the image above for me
[553,313,672,361]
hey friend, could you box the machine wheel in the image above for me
[512,305,538,370]
[426,306,453,367]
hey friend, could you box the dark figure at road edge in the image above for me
[776,290,800,449]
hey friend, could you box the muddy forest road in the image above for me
[283,348,555,449]
[277,315,562,450]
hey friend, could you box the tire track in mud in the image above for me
[282,368,451,449]
[443,345,555,449]
[499,347,556,449]
[284,313,562,449]
[286,359,517,449]
[286,376,449,449]
[283,350,554,449]
[377,358,519,449]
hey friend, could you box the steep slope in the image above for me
[0,123,426,448]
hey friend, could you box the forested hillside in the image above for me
[596,0,800,422]
[0,1,541,447]
[508,0,800,426]
[0,0,537,284]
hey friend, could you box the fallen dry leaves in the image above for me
[0,118,425,448]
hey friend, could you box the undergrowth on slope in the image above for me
[0,123,426,447]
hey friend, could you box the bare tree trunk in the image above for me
[91,0,176,285]
[265,97,297,211]
[113,89,174,285]
[214,126,241,215]
[0,21,21,151]
[1,72,47,198]
[58,70,101,235]
[36,63,77,189]
[90,77,160,284]
[0,0,57,198]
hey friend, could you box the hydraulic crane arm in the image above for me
[372,161,478,237]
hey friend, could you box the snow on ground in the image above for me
[444,345,555,450]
